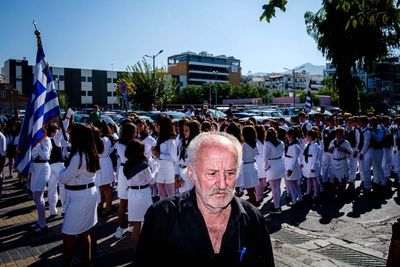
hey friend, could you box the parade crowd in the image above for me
[0,104,400,266]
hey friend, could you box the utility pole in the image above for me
[284,65,305,107]
[145,50,163,110]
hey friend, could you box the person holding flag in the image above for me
[15,22,61,232]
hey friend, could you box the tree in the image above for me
[317,77,339,105]
[260,0,400,114]
[116,59,176,111]
[57,91,69,110]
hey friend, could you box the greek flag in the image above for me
[16,34,60,176]
[304,80,312,113]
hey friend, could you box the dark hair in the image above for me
[266,127,278,142]
[178,118,190,140]
[255,125,266,143]
[125,139,147,167]
[226,122,243,143]
[307,129,318,140]
[201,120,212,132]
[286,128,298,139]
[47,123,59,136]
[68,123,100,173]
[156,115,176,148]
[120,123,137,145]
[93,120,115,144]
[184,120,201,143]
[242,125,257,148]
[91,126,105,154]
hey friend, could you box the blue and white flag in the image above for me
[304,80,312,113]
[16,32,60,176]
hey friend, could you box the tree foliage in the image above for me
[260,0,400,114]
[116,59,176,111]
[57,91,69,110]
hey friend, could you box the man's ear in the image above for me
[187,163,195,183]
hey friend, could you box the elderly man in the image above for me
[136,132,275,266]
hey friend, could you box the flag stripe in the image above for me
[16,37,60,176]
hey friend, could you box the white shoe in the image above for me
[126,225,133,232]
[115,227,123,239]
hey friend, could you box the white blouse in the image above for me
[58,153,96,186]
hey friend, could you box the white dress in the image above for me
[96,136,116,186]
[256,141,266,179]
[156,139,177,184]
[30,137,52,192]
[116,143,128,199]
[329,139,353,180]
[126,165,156,221]
[242,143,259,189]
[58,154,98,235]
[284,142,302,181]
[301,140,322,178]
[263,140,285,180]
[176,140,193,193]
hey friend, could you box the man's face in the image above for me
[188,144,238,209]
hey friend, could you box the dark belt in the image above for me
[243,160,256,164]
[333,157,346,161]
[33,159,49,163]
[179,164,187,169]
[285,155,293,158]
[268,156,282,160]
[65,182,95,191]
[129,184,149,190]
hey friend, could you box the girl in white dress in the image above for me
[175,120,200,193]
[242,125,259,206]
[153,115,177,199]
[58,123,100,266]
[124,139,157,251]
[93,120,116,215]
[30,134,52,232]
[284,129,303,205]
[264,128,285,213]
[115,123,137,239]
[255,125,267,203]
[226,122,244,196]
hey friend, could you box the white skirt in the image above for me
[97,157,116,186]
[242,162,259,189]
[30,162,51,192]
[62,186,98,235]
[266,159,285,181]
[117,166,128,199]
[178,166,193,193]
[128,187,153,222]
[155,160,175,183]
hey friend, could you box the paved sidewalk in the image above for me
[0,171,395,266]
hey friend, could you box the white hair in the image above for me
[187,132,242,173]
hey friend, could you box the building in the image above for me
[1,59,122,108]
[167,51,241,89]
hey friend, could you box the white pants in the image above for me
[321,152,332,183]
[361,149,374,190]
[382,147,393,179]
[372,149,386,185]
[348,151,358,182]
[48,162,65,215]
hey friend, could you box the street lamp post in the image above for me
[283,65,305,107]
[145,50,163,110]
[213,70,219,113]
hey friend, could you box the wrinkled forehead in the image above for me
[197,139,238,161]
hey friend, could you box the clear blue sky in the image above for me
[1,0,326,74]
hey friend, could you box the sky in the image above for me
[0,0,327,74]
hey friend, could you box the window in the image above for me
[53,74,58,80]
[59,75,65,81]
[113,78,117,83]
[87,91,92,96]
[87,77,92,82]
[81,91,87,96]
[107,78,112,83]
[107,91,112,96]
[81,76,86,82]
[113,92,117,96]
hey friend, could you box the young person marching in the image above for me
[381,116,394,189]
[175,120,200,194]
[321,116,337,193]
[344,117,360,189]
[328,127,353,196]
[301,129,322,200]
[284,129,303,206]
[264,128,285,213]
[255,125,267,204]
[241,125,259,206]
[124,139,157,252]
